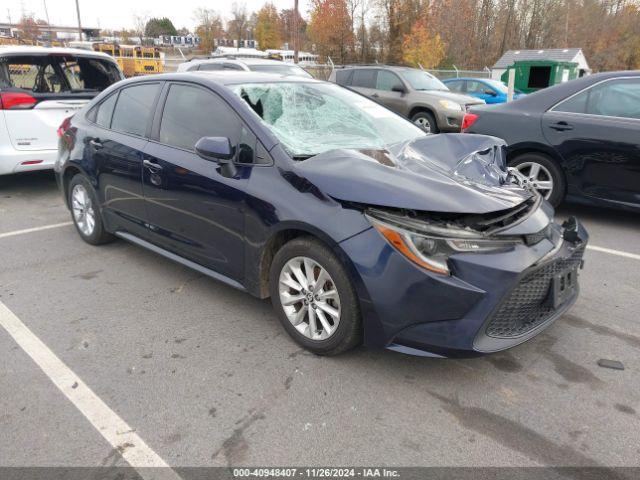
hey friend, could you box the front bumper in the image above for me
[339,217,588,357]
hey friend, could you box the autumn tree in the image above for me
[193,7,225,53]
[17,15,41,43]
[402,18,445,68]
[255,3,282,50]
[308,0,355,64]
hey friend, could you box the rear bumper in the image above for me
[339,217,588,358]
[0,148,57,175]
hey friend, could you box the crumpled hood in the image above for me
[292,134,533,214]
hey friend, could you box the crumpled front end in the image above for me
[338,197,588,358]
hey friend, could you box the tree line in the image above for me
[14,0,640,71]
[192,0,640,71]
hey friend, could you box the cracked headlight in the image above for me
[366,211,523,275]
[438,99,463,111]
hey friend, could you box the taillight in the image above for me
[0,92,37,110]
[461,113,479,132]
[57,116,73,138]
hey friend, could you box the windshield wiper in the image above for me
[291,154,315,161]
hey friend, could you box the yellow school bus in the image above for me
[133,46,163,75]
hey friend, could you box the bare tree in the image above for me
[229,2,249,49]
[132,11,150,44]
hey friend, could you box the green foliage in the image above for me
[145,17,178,38]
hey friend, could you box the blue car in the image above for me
[55,72,587,357]
[444,77,525,104]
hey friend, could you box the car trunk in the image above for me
[0,53,122,151]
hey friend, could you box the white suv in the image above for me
[0,46,123,175]
[177,57,312,78]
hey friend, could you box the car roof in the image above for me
[339,64,420,72]
[444,77,494,82]
[181,57,301,67]
[118,71,322,87]
[191,70,319,84]
[0,45,114,60]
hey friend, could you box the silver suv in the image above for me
[329,65,484,133]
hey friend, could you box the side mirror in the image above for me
[484,89,497,96]
[391,84,406,94]
[195,137,234,163]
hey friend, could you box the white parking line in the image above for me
[0,222,72,239]
[0,301,181,480]
[587,245,640,261]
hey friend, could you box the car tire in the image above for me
[411,111,439,133]
[68,174,114,245]
[269,236,362,356]
[509,153,566,207]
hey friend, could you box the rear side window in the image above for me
[335,69,353,86]
[0,55,121,93]
[95,93,118,128]
[352,69,376,88]
[111,83,160,137]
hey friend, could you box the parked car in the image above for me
[56,72,587,357]
[177,57,313,78]
[0,46,123,175]
[443,77,525,104]
[464,71,640,209]
[329,65,485,133]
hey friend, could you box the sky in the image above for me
[6,0,312,31]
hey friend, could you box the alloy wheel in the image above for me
[278,256,341,341]
[514,161,554,200]
[71,184,96,237]
[414,116,432,133]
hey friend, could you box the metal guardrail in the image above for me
[425,66,492,79]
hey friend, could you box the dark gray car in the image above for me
[329,65,484,133]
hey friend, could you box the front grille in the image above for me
[486,245,585,338]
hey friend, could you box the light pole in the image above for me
[74,0,83,41]
[293,0,299,63]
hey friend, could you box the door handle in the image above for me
[549,121,573,131]
[143,159,163,172]
[89,139,103,149]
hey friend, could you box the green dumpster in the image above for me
[501,60,579,93]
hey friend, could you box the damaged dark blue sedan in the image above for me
[55,72,588,357]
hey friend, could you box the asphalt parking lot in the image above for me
[1,171,639,471]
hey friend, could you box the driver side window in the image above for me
[467,80,489,94]
[159,83,266,164]
[376,71,403,92]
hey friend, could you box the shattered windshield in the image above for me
[231,82,426,158]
